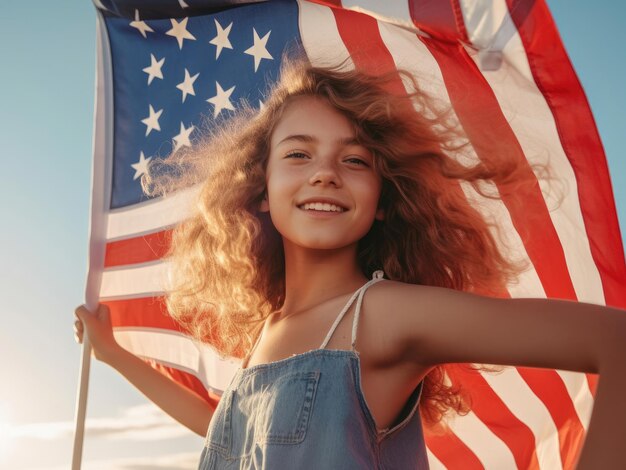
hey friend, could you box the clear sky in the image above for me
[0,1,624,469]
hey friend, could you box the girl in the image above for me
[75,59,626,469]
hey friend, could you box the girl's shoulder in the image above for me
[357,280,449,362]
[364,279,455,317]
[361,279,486,365]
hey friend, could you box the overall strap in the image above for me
[242,324,264,369]
[319,270,385,350]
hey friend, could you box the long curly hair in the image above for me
[144,57,535,426]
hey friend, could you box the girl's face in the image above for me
[262,96,384,251]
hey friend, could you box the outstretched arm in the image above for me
[380,282,626,469]
[74,304,214,437]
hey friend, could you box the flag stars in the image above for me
[129,9,154,38]
[173,122,195,152]
[141,105,163,136]
[209,19,233,59]
[176,68,199,102]
[166,17,196,49]
[244,28,273,72]
[131,152,152,180]
[143,54,165,85]
[207,81,236,117]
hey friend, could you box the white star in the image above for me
[131,152,152,180]
[141,105,163,136]
[176,68,199,103]
[166,17,196,50]
[142,54,165,85]
[209,19,233,59]
[173,122,195,152]
[207,82,236,117]
[244,28,273,72]
[178,0,189,7]
[129,9,154,38]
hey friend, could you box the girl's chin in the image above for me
[281,236,362,252]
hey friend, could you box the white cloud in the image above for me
[10,403,192,441]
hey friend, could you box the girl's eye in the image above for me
[285,151,308,159]
[345,157,369,166]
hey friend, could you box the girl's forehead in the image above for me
[270,96,357,145]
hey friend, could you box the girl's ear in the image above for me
[375,207,385,221]
[259,192,270,212]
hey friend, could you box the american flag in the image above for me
[87,0,626,468]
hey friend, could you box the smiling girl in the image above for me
[75,59,626,469]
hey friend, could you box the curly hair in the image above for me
[143,57,535,426]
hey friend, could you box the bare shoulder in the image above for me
[359,280,451,366]
[363,279,458,324]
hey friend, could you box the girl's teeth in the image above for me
[302,202,344,212]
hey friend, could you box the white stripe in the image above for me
[100,261,170,299]
[459,0,605,307]
[297,0,353,69]
[556,371,593,432]
[460,181,547,298]
[106,185,200,240]
[482,367,563,470]
[425,448,447,470]
[448,410,518,468]
[458,0,511,51]
[341,0,415,31]
[114,328,240,393]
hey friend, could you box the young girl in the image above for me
[74,59,626,469]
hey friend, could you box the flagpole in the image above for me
[72,338,92,470]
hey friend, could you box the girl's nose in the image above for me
[309,161,342,187]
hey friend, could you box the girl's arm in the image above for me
[74,304,214,437]
[377,282,626,470]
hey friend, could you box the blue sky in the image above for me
[0,1,623,468]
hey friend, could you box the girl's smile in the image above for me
[262,95,384,250]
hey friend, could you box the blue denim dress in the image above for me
[198,272,429,469]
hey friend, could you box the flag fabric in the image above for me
[88,0,626,468]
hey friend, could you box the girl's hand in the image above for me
[74,304,122,365]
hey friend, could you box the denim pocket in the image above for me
[206,370,320,459]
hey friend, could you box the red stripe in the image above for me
[149,360,221,410]
[408,0,469,43]
[423,425,484,469]
[103,296,185,332]
[105,229,172,267]
[506,1,626,310]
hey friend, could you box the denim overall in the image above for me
[198,271,429,469]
